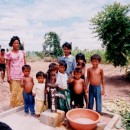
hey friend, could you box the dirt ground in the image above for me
[0,61,130,113]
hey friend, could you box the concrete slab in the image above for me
[0,107,123,130]
[0,107,55,130]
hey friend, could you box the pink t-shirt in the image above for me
[5,50,25,80]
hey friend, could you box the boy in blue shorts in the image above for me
[86,54,105,113]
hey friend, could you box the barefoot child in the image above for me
[86,54,105,113]
[20,64,35,115]
[69,68,87,108]
[56,60,71,112]
[32,71,46,117]
[45,63,57,109]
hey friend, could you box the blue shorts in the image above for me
[88,85,102,112]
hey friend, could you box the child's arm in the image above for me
[83,79,88,108]
[101,69,105,95]
[44,88,47,105]
[32,85,36,96]
[47,83,58,88]
[20,77,25,88]
[6,59,11,84]
[31,77,34,86]
[85,68,90,93]
[68,76,74,83]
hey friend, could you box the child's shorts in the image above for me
[35,99,44,115]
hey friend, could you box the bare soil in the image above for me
[0,61,130,113]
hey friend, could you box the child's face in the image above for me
[77,63,82,69]
[1,51,5,55]
[62,46,71,56]
[50,70,57,76]
[77,59,84,64]
[74,72,81,79]
[91,59,99,68]
[12,40,20,50]
[23,69,30,77]
[59,65,65,73]
[37,76,44,83]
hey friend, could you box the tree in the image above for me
[43,32,62,58]
[91,2,130,67]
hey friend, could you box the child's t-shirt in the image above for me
[32,83,45,101]
[5,50,25,80]
[56,71,68,89]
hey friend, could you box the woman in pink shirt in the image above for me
[5,36,26,108]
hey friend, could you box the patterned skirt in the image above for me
[10,80,23,108]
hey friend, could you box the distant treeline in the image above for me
[26,49,108,64]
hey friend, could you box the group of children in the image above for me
[21,42,105,117]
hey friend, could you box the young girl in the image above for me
[5,36,26,108]
[59,42,76,77]
[32,71,46,117]
[75,53,86,80]
[45,63,57,109]
[58,42,76,107]
[56,60,71,113]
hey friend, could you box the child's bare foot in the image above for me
[35,114,40,118]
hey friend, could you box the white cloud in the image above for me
[0,0,129,51]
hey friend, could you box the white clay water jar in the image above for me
[73,118,94,124]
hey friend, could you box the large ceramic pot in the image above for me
[66,108,100,130]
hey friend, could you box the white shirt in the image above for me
[32,83,45,101]
[56,71,68,89]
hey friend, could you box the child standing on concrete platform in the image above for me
[32,71,46,117]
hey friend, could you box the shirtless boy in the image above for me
[86,54,105,113]
[21,64,35,115]
[70,68,87,108]
[0,49,6,82]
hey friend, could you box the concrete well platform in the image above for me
[0,106,122,130]
[40,109,65,127]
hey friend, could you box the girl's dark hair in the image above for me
[91,54,101,62]
[45,63,57,83]
[48,63,56,70]
[58,60,67,70]
[36,71,46,78]
[62,42,72,50]
[74,67,82,74]
[46,63,57,75]
[76,53,86,63]
[9,36,21,47]
[22,64,31,71]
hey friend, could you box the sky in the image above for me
[0,0,129,52]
